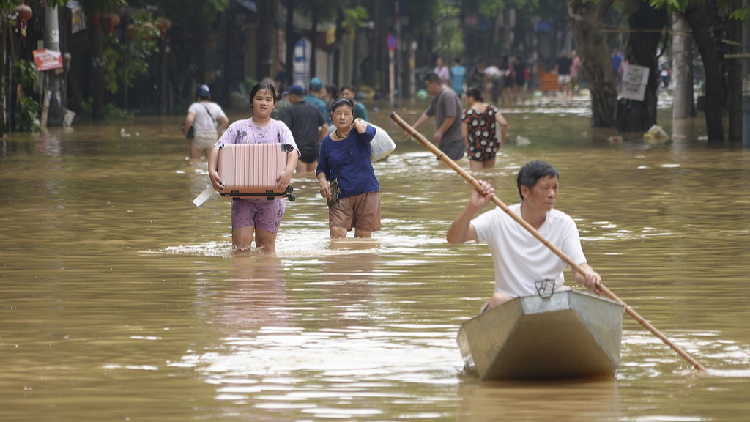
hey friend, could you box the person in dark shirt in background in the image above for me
[339,86,369,121]
[284,84,327,173]
[274,62,287,100]
[512,57,526,106]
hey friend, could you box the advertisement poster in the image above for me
[33,49,63,71]
[67,1,86,33]
[620,64,650,101]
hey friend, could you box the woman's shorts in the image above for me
[329,191,381,232]
[231,198,286,233]
[193,133,218,151]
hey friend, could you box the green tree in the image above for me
[77,0,127,121]
[434,1,464,61]
[616,0,668,133]
[0,0,68,133]
[566,0,618,127]
[648,0,750,143]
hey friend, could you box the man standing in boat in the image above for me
[446,160,602,312]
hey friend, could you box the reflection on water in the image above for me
[1,100,750,421]
[457,379,620,421]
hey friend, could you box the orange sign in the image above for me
[32,49,63,71]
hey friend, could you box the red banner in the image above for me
[32,49,63,71]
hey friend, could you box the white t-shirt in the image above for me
[188,102,226,135]
[472,203,587,297]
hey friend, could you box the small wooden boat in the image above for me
[457,289,624,381]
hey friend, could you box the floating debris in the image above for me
[643,125,669,143]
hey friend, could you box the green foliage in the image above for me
[14,95,40,133]
[146,0,230,26]
[102,12,159,95]
[648,0,686,13]
[11,60,40,133]
[104,103,134,122]
[434,2,464,60]
[1,0,66,8]
[728,7,750,21]
[80,98,133,122]
[13,59,37,89]
[341,7,369,40]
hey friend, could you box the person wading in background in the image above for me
[183,84,230,161]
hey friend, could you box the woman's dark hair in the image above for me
[324,85,338,100]
[249,82,276,105]
[466,87,482,102]
[331,98,354,112]
[517,160,560,200]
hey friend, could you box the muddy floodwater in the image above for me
[2,94,750,421]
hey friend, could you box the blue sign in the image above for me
[536,22,551,33]
[387,34,397,52]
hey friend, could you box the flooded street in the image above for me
[2,95,750,421]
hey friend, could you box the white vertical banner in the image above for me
[293,40,309,87]
[620,64,650,101]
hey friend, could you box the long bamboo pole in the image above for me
[389,111,706,372]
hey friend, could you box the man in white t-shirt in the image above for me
[447,160,602,312]
[183,84,230,161]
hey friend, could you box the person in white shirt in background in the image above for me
[183,84,230,161]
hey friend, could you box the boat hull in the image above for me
[457,290,624,381]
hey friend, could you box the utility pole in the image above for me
[45,5,63,126]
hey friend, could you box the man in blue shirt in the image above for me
[304,77,329,121]
[450,58,467,98]
[611,49,623,80]
[340,86,369,121]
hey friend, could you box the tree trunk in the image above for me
[159,37,167,114]
[91,19,105,121]
[365,0,380,89]
[566,0,617,127]
[256,0,273,82]
[684,1,724,142]
[121,32,129,110]
[310,13,318,78]
[726,9,742,140]
[0,13,6,136]
[672,14,694,119]
[215,9,230,106]
[616,0,666,133]
[285,0,295,87]
[332,7,343,86]
[378,2,388,95]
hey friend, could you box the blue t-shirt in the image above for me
[353,102,369,121]
[450,65,467,93]
[611,54,623,75]
[304,94,328,121]
[316,124,379,199]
